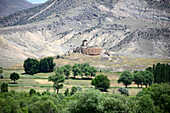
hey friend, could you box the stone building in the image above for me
[73,40,102,55]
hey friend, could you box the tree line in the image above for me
[146,63,170,83]
[24,57,55,75]
[0,83,169,113]
[48,63,100,94]
[118,70,154,88]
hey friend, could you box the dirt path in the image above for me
[28,0,57,21]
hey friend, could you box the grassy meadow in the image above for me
[0,69,141,96]
[1,53,170,96]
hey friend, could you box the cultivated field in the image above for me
[1,53,170,96]
[0,69,141,96]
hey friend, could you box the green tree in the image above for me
[1,83,8,92]
[72,64,81,78]
[89,66,97,77]
[10,72,20,83]
[24,58,39,75]
[136,95,156,113]
[29,89,36,96]
[39,57,55,73]
[68,89,105,113]
[28,96,58,113]
[64,88,69,96]
[83,66,91,77]
[143,71,154,88]
[133,71,143,88]
[91,75,110,91]
[63,64,72,79]
[48,71,65,94]
[70,86,78,96]
[148,63,170,83]
[118,71,133,88]
[137,83,170,113]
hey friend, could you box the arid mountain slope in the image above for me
[0,0,170,67]
[0,0,37,17]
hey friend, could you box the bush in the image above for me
[0,74,3,79]
[29,89,36,96]
[91,75,110,91]
[118,87,129,96]
[137,83,170,113]
[64,88,69,96]
[70,86,77,96]
[1,83,8,92]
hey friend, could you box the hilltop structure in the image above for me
[73,40,102,55]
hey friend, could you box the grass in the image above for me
[0,69,142,95]
[1,53,169,95]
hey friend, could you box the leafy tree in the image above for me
[56,67,64,75]
[48,71,65,94]
[89,66,97,77]
[91,75,110,91]
[143,71,154,87]
[72,64,81,78]
[133,71,144,88]
[83,66,91,77]
[136,95,156,113]
[27,96,58,113]
[24,58,39,75]
[147,63,170,83]
[39,57,55,73]
[64,88,69,96]
[68,89,105,113]
[69,89,134,113]
[63,64,72,79]
[137,83,170,113]
[70,86,78,96]
[29,89,36,96]
[1,83,8,92]
[10,72,20,83]
[0,96,20,113]
[118,87,129,96]
[118,71,133,88]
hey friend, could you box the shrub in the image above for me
[70,86,77,96]
[29,89,36,96]
[1,83,8,92]
[118,87,129,96]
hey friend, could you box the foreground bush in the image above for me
[68,89,135,113]
[0,84,169,113]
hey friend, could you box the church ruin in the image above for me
[73,40,102,55]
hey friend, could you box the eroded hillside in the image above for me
[0,0,170,67]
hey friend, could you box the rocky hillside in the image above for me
[0,0,170,67]
[0,0,37,17]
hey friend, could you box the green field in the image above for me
[1,53,170,96]
[0,69,143,96]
